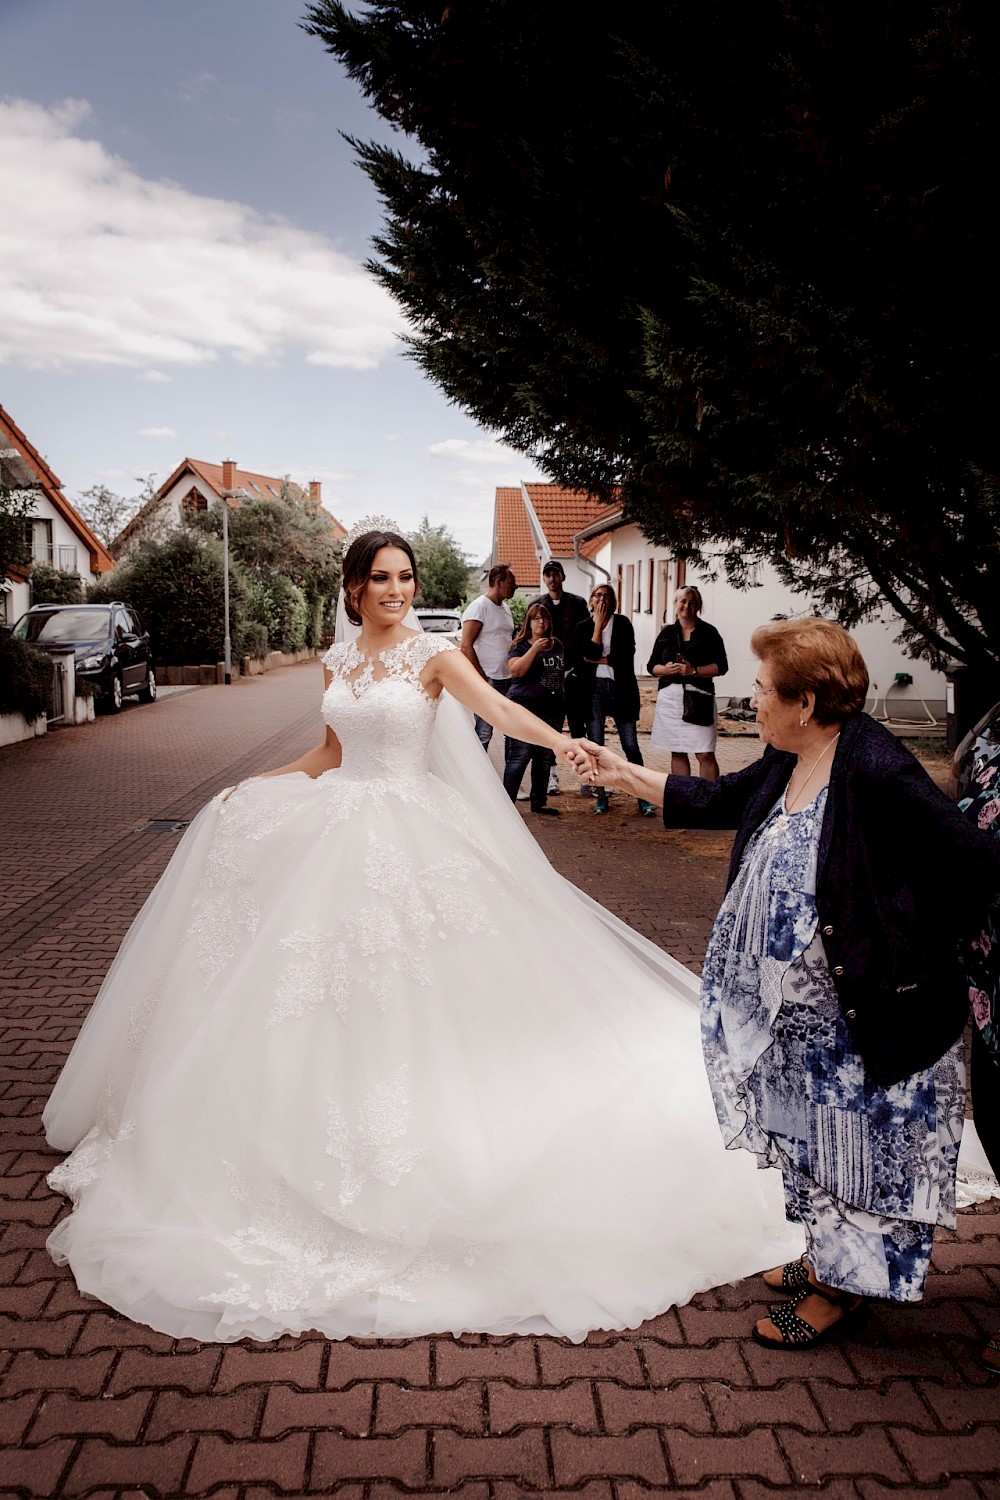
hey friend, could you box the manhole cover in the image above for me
[140,819,190,833]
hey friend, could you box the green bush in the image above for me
[0,632,52,720]
[245,574,308,654]
[29,564,84,604]
[241,621,269,660]
[508,593,528,631]
[89,531,248,665]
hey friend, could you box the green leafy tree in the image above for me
[0,457,34,585]
[307,0,1000,670]
[189,494,342,647]
[89,531,249,666]
[75,483,147,553]
[408,515,469,606]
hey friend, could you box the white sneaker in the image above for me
[547,770,560,795]
[516,787,531,801]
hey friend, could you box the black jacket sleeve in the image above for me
[647,625,678,675]
[661,749,784,831]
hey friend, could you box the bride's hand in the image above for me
[561,739,598,780]
[572,739,632,788]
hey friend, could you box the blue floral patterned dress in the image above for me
[701,786,966,1302]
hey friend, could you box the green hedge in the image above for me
[0,632,52,720]
[29,564,84,605]
[89,531,249,665]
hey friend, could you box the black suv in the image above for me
[12,602,156,713]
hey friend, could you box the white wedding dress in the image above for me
[44,632,805,1343]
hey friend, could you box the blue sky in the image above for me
[0,0,541,559]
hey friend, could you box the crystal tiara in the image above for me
[344,514,404,550]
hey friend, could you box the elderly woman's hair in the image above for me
[342,531,419,626]
[675,585,703,613]
[751,617,869,724]
[513,600,553,647]
[590,583,617,611]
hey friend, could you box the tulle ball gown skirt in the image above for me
[43,768,803,1343]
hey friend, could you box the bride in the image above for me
[43,520,803,1344]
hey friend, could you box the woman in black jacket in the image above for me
[575,584,655,817]
[576,618,1000,1351]
[647,586,728,781]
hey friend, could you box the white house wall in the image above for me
[587,525,946,719]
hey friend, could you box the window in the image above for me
[56,544,78,573]
[625,564,635,617]
[674,558,687,591]
[182,486,207,516]
[646,558,654,613]
[25,517,53,565]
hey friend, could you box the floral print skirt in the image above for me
[701,793,966,1303]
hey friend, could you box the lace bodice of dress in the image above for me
[321,634,457,780]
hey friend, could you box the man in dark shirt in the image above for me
[530,560,590,744]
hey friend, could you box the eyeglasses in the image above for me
[751,680,777,698]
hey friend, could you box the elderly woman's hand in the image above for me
[568,740,631,788]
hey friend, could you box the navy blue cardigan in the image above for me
[662,713,1000,1085]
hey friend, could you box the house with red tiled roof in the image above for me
[0,404,115,625]
[493,482,947,716]
[115,458,347,558]
[490,482,620,596]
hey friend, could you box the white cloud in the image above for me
[137,426,176,438]
[136,369,173,383]
[427,437,526,467]
[0,98,404,374]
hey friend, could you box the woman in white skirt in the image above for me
[648,586,728,780]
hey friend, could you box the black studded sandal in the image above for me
[761,1253,812,1295]
[981,1337,1000,1375]
[752,1283,864,1351]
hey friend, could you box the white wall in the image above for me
[581,524,946,719]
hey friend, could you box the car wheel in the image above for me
[106,671,124,714]
[138,666,157,704]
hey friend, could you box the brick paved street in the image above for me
[1,662,998,1498]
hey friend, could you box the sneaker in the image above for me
[516,787,530,801]
[547,770,561,795]
[594,792,610,814]
[638,799,656,817]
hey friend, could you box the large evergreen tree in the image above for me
[306,0,999,668]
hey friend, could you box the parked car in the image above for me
[11,602,156,713]
[952,699,1000,800]
[416,608,463,641]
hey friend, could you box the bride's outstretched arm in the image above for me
[570,741,668,808]
[223,671,343,798]
[430,650,594,771]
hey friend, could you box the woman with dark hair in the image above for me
[502,601,565,814]
[42,520,809,1347]
[575,583,654,817]
[580,617,1000,1349]
[648,585,728,781]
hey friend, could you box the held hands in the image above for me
[565,739,630,789]
[559,738,598,781]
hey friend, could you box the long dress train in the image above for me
[43,633,803,1343]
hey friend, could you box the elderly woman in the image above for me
[579,618,1000,1348]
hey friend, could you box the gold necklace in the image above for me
[784,732,840,815]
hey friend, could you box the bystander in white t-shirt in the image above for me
[461,595,515,680]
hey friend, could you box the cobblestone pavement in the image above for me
[1,663,997,1499]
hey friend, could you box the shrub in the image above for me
[241,621,269,660]
[29,564,84,605]
[89,531,248,665]
[0,633,52,720]
[245,574,308,654]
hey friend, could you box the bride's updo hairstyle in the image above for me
[342,529,419,625]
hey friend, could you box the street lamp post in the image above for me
[221,488,232,686]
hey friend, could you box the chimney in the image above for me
[308,480,321,507]
[222,458,237,494]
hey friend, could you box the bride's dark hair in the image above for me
[342,531,419,625]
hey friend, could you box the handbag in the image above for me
[682,681,715,727]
